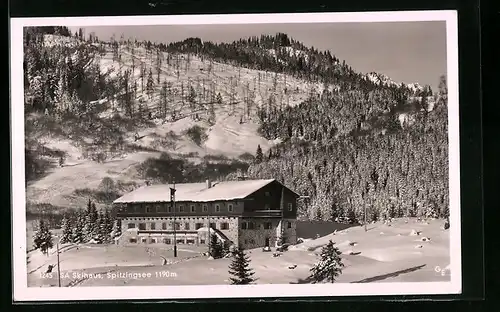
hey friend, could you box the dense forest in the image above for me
[249,92,448,221]
[23,27,449,223]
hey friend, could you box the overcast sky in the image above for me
[69,22,447,91]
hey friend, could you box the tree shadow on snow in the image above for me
[289,275,314,284]
[351,264,427,283]
[296,221,359,240]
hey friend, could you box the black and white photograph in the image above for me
[11,11,460,301]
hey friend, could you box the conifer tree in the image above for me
[140,62,145,91]
[146,68,154,98]
[438,74,447,101]
[156,50,162,84]
[222,241,231,256]
[346,205,357,224]
[309,240,344,283]
[268,149,273,160]
[95,210,106,243]
[228,248,256,285]
[83,199,98,242]
[104,209,113,241]
[255,145,263,164]
[110,219,122,242]
[33,219,53,255]
[59,214,72,244]
[314,206,323,221]
[188,84,197,119]
[72,210,85,244]
[130,46,136,73]
[159,80,168,118]
[208,102,216,125]
[209,233,223,259]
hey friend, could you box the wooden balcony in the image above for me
[117,210,284,218]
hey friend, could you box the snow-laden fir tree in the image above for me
[222,240,232,257]
[33,219,53,255]
[59,214,72,244]
[309,240,344,283]
[156,50,162,84]
[228,248,256,285]
[140,62,146,90]
[104,209,113,242]
[94,210,105,243]
[146,68,154,98]
[209,233,224,259]
[255,145,263,164]
[83,199,98,242]
[98,209,112,244]
[110,219,122,242]
[72,210,85,244]
[188,85,197,110]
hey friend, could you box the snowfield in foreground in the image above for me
[27,218,450,287]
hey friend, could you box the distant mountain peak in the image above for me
[364,72,424,92]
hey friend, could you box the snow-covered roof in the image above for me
[113,179,298,204]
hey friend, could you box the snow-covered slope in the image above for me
[25,35,319,209]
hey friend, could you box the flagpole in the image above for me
[172,181,177,258]
[207,203,211,256]
[280,185,285,246]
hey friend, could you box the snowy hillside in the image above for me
[25,34,323,210]
[24,33,437,212]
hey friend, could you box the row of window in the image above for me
[129,237,199,244]
[240,221,292,230]
[122,202,295,213]
[126,203,236,213]
[127,222,230,231]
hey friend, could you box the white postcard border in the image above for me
[10,10,461,301]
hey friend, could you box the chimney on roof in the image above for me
[206,179,212,189]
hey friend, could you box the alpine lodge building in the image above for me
[112,179,299,250]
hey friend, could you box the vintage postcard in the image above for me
[11,11,460,301]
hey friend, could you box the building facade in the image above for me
[113,179,299,250]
